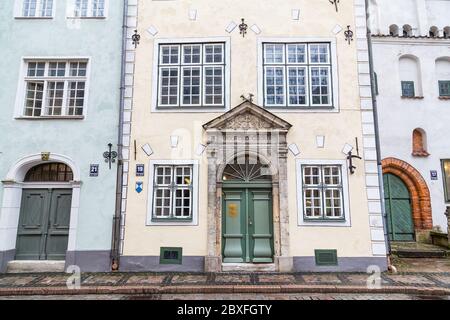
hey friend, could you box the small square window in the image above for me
[160,247,182,265]
[401,81,415,97]
[439,81,450,97]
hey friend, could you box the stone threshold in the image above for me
[6,261,65,274]
[0,285,448,297]
[221,263,276,272]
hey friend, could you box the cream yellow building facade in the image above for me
[117,0,388,272]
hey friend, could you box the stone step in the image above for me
[6,261,65,274]
[392,249,448,258]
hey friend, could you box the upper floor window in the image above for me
[439,81,450,97]
[156,43,226,108]
[262,42,333,108]
[73,0,106,18]
[21,60,88,118]
[18,0,53,18]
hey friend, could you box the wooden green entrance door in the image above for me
[15,189,72,260]
[222,188,274,263]
[383,174,415,241]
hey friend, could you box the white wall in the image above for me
[373,38,450,232]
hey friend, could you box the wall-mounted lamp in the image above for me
[103,143,118,170]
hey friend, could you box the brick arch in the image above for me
[382,158,432,230]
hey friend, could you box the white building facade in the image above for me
[369,0,450,241]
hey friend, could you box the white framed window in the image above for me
[147,160,199,226]
[296,160,351,227]
[15,0,54,18]
[258,39,338,111]
[70,0,108,18]
[152,38,231,111]
[18,59,89,118]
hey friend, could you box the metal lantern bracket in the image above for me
[103,143,118,169]
[132,29,141,48]
[345,25,354,45]
[239,18,248,38]
[347,151,362,175]
[329,0,340,12]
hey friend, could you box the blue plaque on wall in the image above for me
[430,170,438,181]
[90,164,99,177]
[136,164,145,176]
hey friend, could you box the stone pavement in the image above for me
[0,271,449,297]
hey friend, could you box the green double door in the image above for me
[222,187,274,263]
[383,174,415,241]
[15,189,72,260]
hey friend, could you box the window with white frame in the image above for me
[157,43,226,108]
[18,0,53,18]
[302,165,345,221]
[262,42,333,108]
[152,165,194,221]
[22,60,88,117]
[73,0,106,18]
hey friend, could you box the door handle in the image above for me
[249,220,253,226]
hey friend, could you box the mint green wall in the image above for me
[0,1,123,251]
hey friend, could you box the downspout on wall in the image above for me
[365,0,394,272]
[111,0,129,271]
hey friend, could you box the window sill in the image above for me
[412,151,430,157]
[439,96,450,100]
[401,96,424,100]
[15,116,85,120]
[154,106,229,113]
[14,16,54,20]
[66,16,107,20]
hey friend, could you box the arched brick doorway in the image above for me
[382,158,432,232]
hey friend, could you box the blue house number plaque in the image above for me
[136,164,145,177]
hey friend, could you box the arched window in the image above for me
[444,27,450,39]
[389,24,399,36]
[24,163,73,182]
[399,55,423,97]
[429,26,439,37]
[403,25,413,37]
[222,155,272,182]
[412,129,429,157]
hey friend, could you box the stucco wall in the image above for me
[122,0,380,260]
[0,1,123,253]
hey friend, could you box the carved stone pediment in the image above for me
[203,101,292,131]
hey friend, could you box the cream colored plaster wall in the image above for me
[123,0,374,257]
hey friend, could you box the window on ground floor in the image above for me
[147,160,199,225]
[301,164,345,221]
[439,81,450,97]
[442,160,450,202]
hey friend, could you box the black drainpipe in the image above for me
[111,0,129,271]
[364,0,392,265]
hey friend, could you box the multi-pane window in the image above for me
[401,81,415,97]
[74,0,106,17]
[152,165,193,220]
[157,43,226,108]
[263,42,332,108]
[20,0,53,17]
[439,81,450,97]
[23,60,88,117]
[442,160,450,202]
[302,165,345,221]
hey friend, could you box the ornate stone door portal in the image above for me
[203,101,293,272]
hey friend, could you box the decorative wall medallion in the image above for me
[41,152,50,161]
[345,25,354,44]
[132,29,141,48]
[239,18,248,38]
